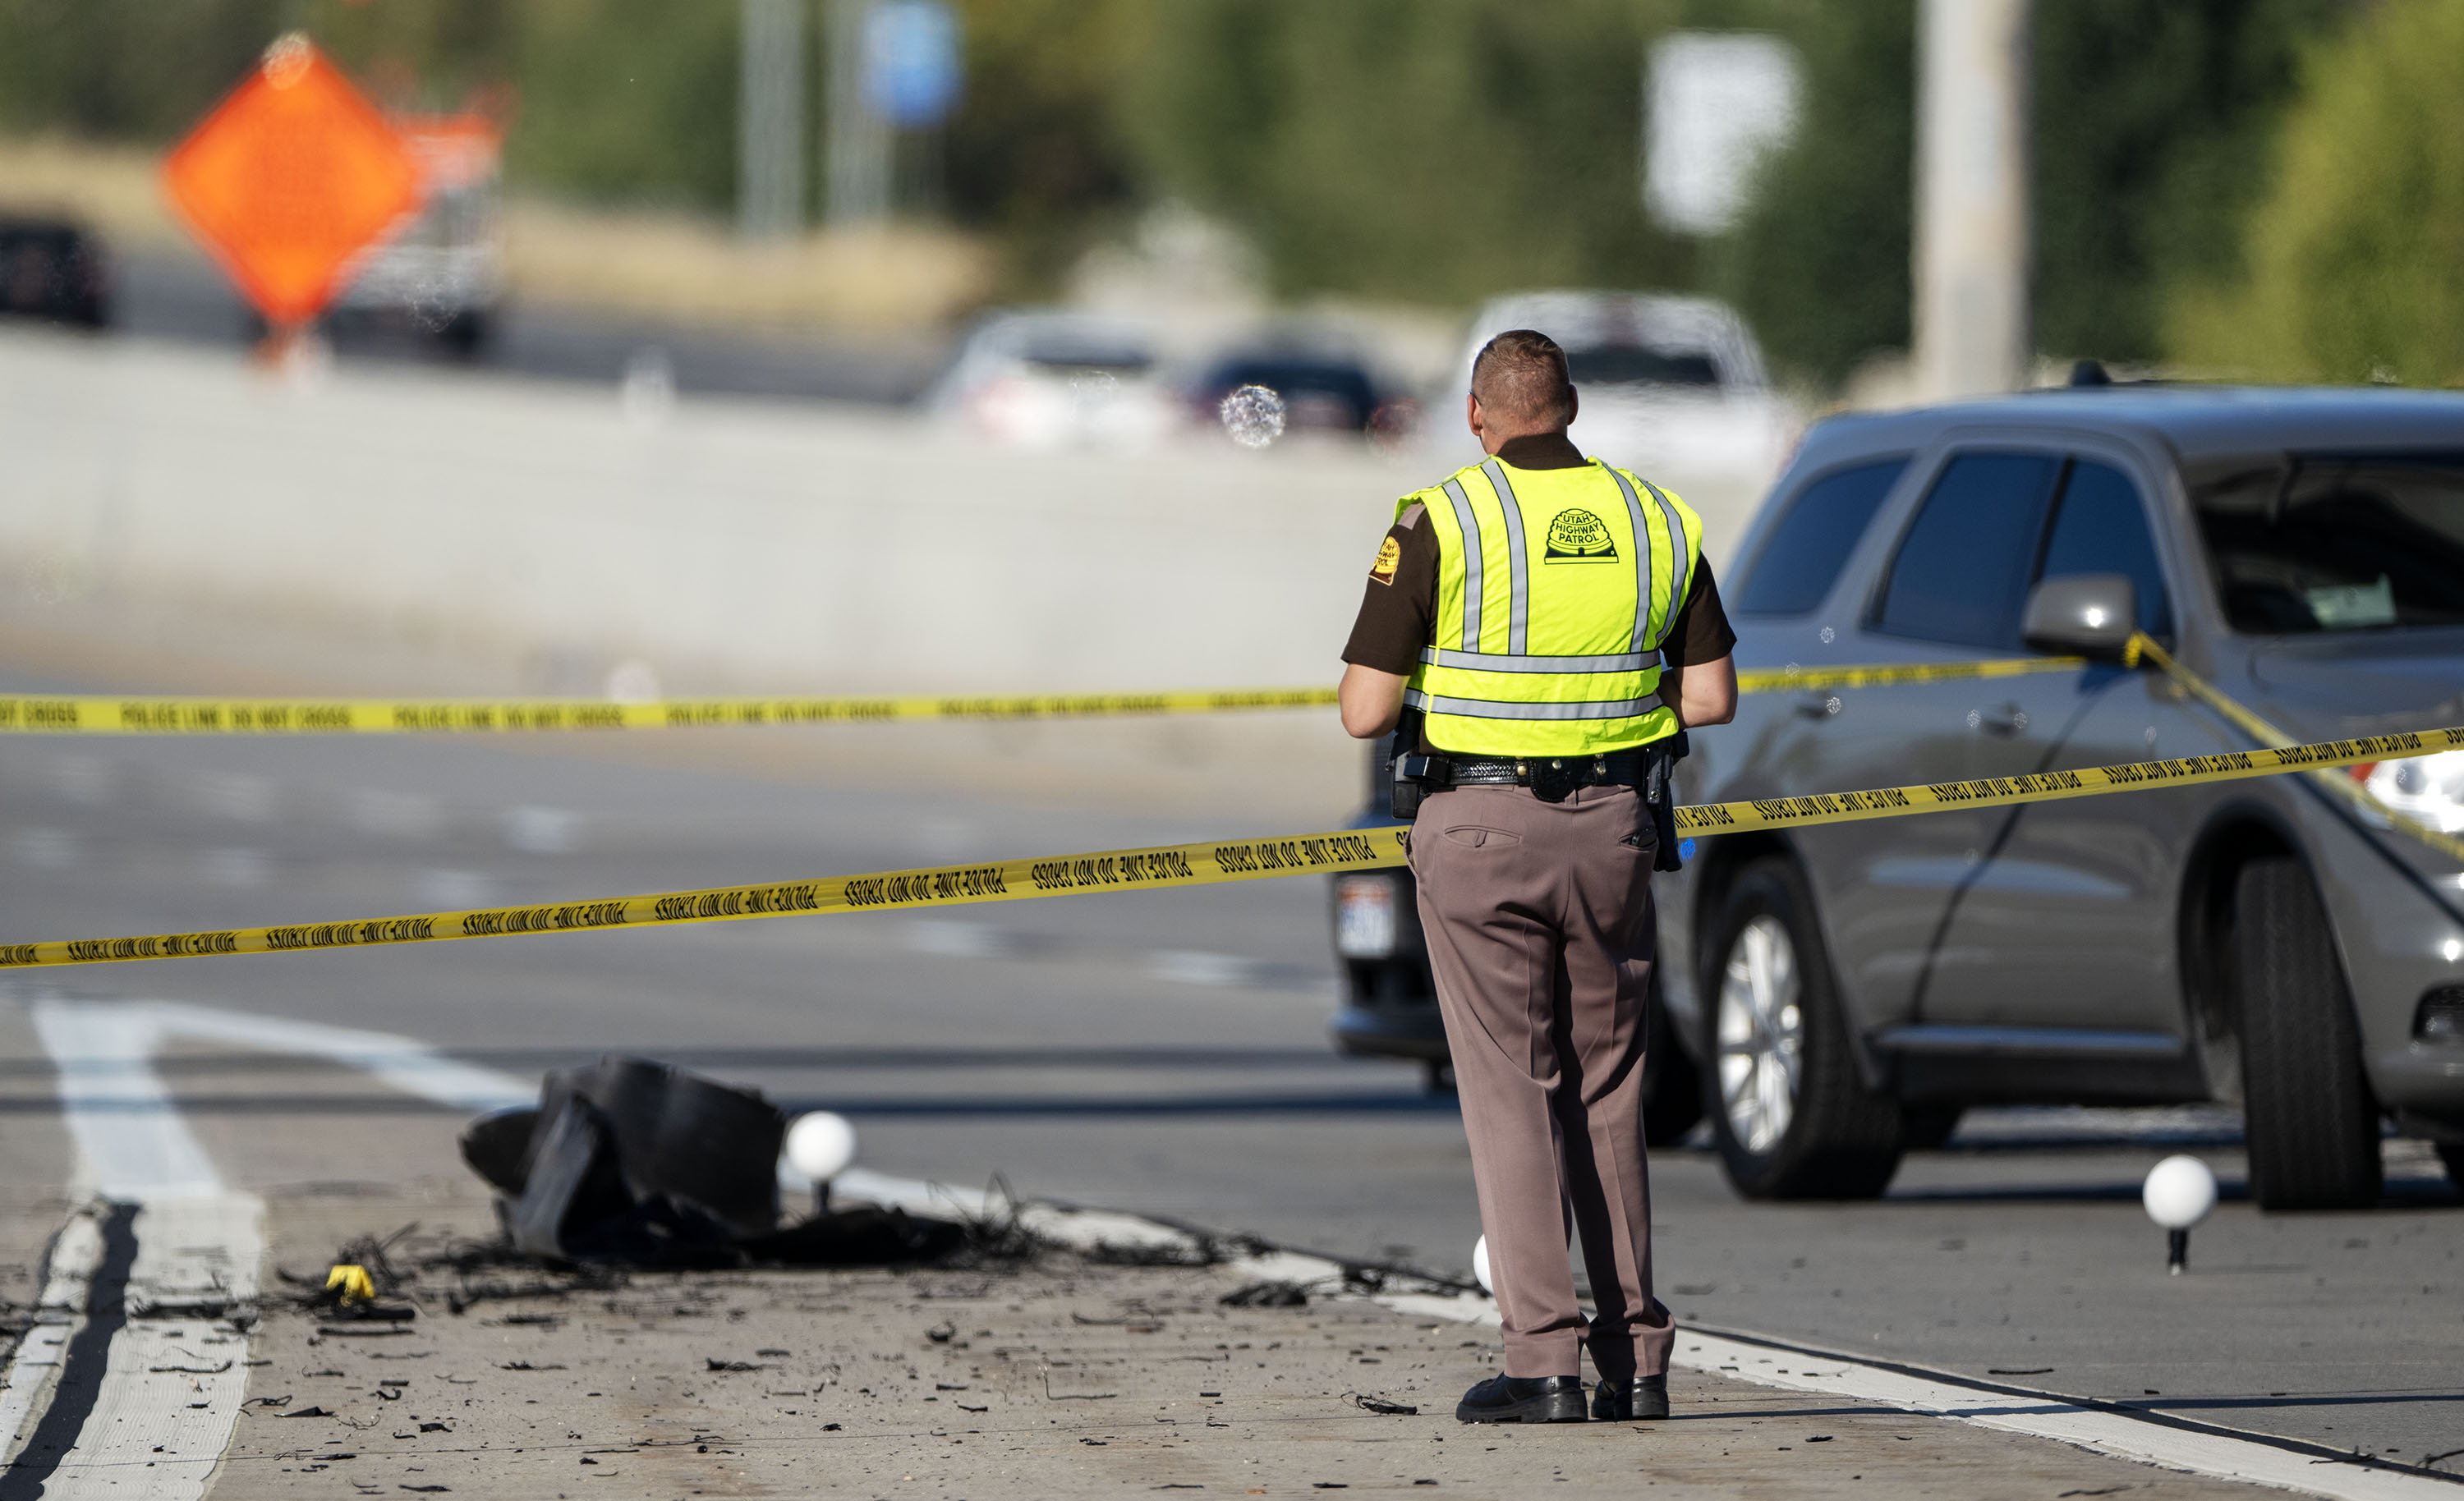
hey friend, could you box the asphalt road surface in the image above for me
[107,247,947,406]
[0,653,2458,1476]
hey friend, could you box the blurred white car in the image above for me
[924,310,1179,449]
[1452,291,1798,484]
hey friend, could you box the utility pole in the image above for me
[738,0,807,241]
[824,0,891,227]
[1914,0,2032,397]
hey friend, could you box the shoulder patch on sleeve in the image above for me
[1368,534,1402,585]
[1395,501,1426,530]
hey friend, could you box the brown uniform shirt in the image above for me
[1340,433,1736,747]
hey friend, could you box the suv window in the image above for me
[2037,460,2172,638]
[2190,454,2464,632]
[1733,457,1910,616]
[1874,453,2062,648]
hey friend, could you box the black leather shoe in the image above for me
[1590,1374,1670,1421]
[1455,1374,1587,1424]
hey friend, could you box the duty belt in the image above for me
[1441,750,1648,793]
[1392,718,1690,871]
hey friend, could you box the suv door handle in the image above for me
[1795,693,1842,719]
[1968,702,2029,737]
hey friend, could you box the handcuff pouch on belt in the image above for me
[1389,708,1442,824]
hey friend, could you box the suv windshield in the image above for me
[2191,454,2464,633]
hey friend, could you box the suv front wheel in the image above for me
[1703,858,1905,1200]
[2233,856,2382,1210]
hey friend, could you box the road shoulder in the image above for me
[209,1176,2282,1499]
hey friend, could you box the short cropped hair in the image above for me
[1470,329,1573,431]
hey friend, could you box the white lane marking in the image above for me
[1147,950,1266,988]
[195,846,272,888]
[32,1001,220,1201]
[48,756,111,807]
[904,920,1020,958]
[0,1210,104,1466]
[1374,1290,2453,1501]
[826,1168,1339,1288]
[342,787,443,839]
[5,998,264,1499]
[11,827,80,870]
[191,771,275,823]
[414,868,498,909]
[80,1197,262,1497]
[136,999,534,1113]
[501,806,582,854]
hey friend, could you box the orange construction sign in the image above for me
[163,34,424,328]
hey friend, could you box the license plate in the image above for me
[1335,876,1397,958]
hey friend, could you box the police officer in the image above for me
[1337,330,1736,1424]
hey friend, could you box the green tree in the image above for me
[1712,1,1912,385]
[1118,0,1693,305]
[2034,0,2339,365]
[942,0,1145,291]
[0,0,288,140]
[2167,0,2464,383]
[1720,0,2335,384]
[499,0,738,210]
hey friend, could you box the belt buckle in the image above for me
[1526,756,1578,804]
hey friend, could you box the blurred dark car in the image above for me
[0,218,111,328]
[1190,350,1385,436]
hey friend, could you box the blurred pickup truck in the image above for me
[329,112,504,355]
[1443,289,1799,488]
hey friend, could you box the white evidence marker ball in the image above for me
[2142,1154,2217,1275]
[2142,1154,2218,1229]
[785,1111,858,1183]
[1472,1234,1492,1295]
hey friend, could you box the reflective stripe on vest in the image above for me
[1400,457,1703,756]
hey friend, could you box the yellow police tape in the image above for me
[0,659,2099,735]
[1731,655,2081,694]
[2125,632,2464,865]
[7,723,2458,970]
[0,688,1341,735]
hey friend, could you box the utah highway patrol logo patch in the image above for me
[1543,508,1618,563]
[1369,535,1401,585]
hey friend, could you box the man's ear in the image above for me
[1565,385,1579,428]
[1466,391,1484,438]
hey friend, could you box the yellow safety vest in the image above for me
[1402,456,1703,757]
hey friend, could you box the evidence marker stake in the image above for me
[2142,1154,2218,1275]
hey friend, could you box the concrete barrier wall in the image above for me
[0,329,1770,803]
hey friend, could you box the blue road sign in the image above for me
[865,1,962,128]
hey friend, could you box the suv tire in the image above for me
[1702,858,1903,1199]
[2232,856,2382,1210]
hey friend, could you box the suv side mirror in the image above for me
[2023,573,2139,659]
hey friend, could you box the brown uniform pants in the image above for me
[1410,781,1675,1381]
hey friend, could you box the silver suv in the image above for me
[1667,383,2464,1209]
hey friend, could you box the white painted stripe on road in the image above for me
[0,1210,103,1472]
[4,998,264,1499]
[136,999,535,1113]
[31,1001,221,1200]
[71,1197,263,1498]
[1373,1290,2456,1501]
